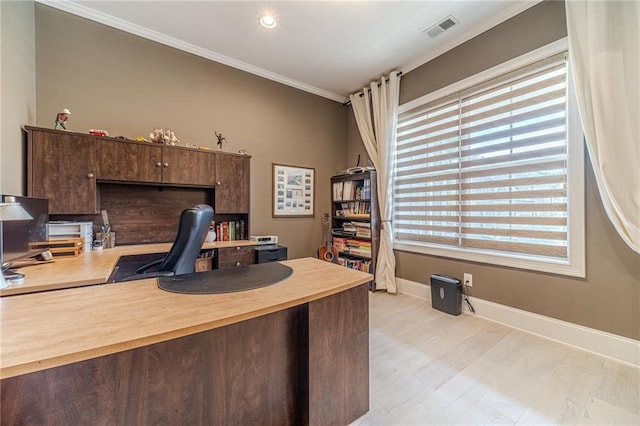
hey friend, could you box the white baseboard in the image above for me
[395,278,640,368]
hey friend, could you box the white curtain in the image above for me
[566,1,640,253]
[350,72,400,293]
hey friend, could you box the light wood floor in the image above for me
[352,292,639,426]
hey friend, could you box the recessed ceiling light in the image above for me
[260,15,277,29]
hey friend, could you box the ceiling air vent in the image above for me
[424,15,459,38]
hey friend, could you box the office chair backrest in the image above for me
[158,204,214,276]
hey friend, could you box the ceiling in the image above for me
[38,0,541,103]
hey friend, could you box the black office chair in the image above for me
[122,204,214,281]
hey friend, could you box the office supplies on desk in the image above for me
[250,235,278,245]
[49,221,93,250]
[32,238,84,257]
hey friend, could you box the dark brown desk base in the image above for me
[1,285,368,425]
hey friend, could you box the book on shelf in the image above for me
[215,220,246,242]
[332,228,353,237]
[342,222,357,233]
[351,220,371,238]
[333,221,372,239]
[349,246,371,255]
[333,178,370,202]
[237,220,247,240]
[222,222,229,241]
[355,181,367,200]
[344,181,353,200]
[346,203,370,216]
[333,237,372,258]
[356,229,371,238]
[341,239,371,258]
[346,239,371,248]
[337,256,372,273]
[333,182,346,201]
[350,221,370,228]
[363,178,371,199]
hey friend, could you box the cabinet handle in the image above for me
[163,162,169,168]
[236,261,241,267]
[156,162,162,167]
[236,246,240,251]
[87,173,94,178]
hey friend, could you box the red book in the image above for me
[222,222,229,241]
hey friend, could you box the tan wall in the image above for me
[348,1,640,339]
[33,4,348,259]
[1,0,35,195]
[399,1,569,104]
[346,108,370,169]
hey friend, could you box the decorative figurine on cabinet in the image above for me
[215,131,227,150]
[165,129,179,145]
[54,108,71,130]
[149,127,180,145]
[150,127,161,143]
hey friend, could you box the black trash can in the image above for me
[430,274,462,316]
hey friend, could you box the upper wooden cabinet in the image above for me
[215,154,250,214]
[96,139,216,186]
[97,139,162,183]
[162,147,216,186]
[26,127,250,215]
[28,128,98,214]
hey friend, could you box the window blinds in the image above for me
[394,52,569,259]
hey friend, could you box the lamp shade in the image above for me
[0,196,32,221]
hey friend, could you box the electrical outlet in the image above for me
[463,273,473,287]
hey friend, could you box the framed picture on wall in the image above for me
[272,163,315,218]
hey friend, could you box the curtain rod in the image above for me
[342,71,403,107]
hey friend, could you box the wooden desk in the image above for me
[0,258,371,425]
[0,240,257,297]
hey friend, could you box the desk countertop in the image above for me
[1,240,257,297]
[0,257,371,379]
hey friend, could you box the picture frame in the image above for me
[272,163,315,218]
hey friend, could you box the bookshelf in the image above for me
[330,170,379,291]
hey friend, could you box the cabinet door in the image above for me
[217,246,255,269]
[215,154,250,213]
[162,147,216,186]
[96,139,162,183]
[29,130,98,214]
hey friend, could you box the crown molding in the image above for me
[35,0,348,103]
[36,0,542,104]
[400,0,544,75]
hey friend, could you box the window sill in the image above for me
[393,240,585,278]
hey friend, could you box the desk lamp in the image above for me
[0,196,32,289]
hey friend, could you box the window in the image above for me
[394,40,584,276]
